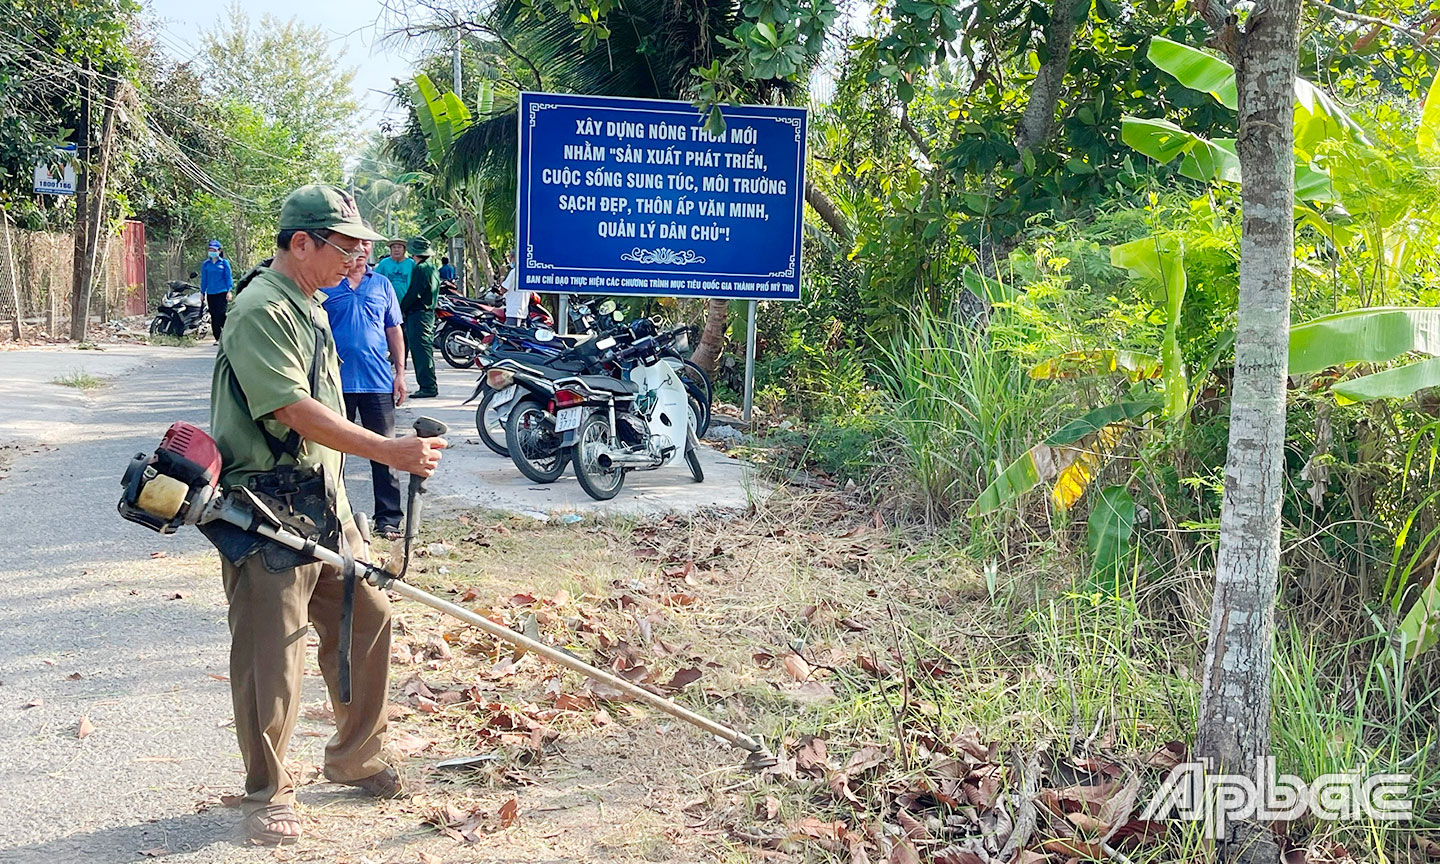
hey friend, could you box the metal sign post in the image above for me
[743,301,757,423]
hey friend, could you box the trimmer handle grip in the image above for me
[413,416,448,438]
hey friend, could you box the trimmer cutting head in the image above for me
[740,746,780,772]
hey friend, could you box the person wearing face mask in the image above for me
[201,240,234,342]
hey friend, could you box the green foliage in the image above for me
[1,0,139,213]
[1088,485,1136,589]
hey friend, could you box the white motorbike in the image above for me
[556,327,703,501]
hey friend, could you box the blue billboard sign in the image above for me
[516,92,806,301]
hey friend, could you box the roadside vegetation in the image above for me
[50,370,105,390]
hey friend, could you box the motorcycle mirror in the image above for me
[188,271,198,279]
[598,299,617,315]
[611,310,625,323]
[534,328,556,343]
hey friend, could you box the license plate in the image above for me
[554,407,583,432]
[491,385,516,408]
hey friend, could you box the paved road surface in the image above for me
[0,342,754,863]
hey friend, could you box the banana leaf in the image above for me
[1145,36,1367,154]
[1289,307,1440,375]
[1146,37,1237,109]
[967,398,1162,517]
[1421,71,1440,155]
[1332,357,1440,404]
[1122,120,1334,203]
[1031,350,1163,382]
[413,73,473,168]
[1399,577,1440,659]
[1089,485,1136,590]
[1110,238,1188,421]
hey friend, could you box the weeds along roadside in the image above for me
[700,317,1440,857]
[373,494,1413,860]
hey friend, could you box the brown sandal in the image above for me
[335,766,405,798]
[245,804,302,846]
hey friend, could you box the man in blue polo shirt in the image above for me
[322,238,408,537]
[200,239,233,342]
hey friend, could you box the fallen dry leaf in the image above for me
[165,592,185,601]
[418,850,443,864]
[23,697,42,709]
[498,797,519,828]
[662,667,702,691]
[66,672,82,681]
[888,838,921,864]
[764,795,781,820]
[1098,773,1142,842]
[1145,740,1187,771]
[77,716,94,739]
[932,847,985,864]
[783,653,812,681]
[149,551,167,559]
[138,846,168,857]
[388,730,434,757]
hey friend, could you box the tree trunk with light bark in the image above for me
[1194,1,1300,861]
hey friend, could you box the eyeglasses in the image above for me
[310,232,367,263]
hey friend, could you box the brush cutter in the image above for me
[117,418,775,768]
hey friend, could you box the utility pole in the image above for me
[451,26,466,294]
[68,65,92,340]
[70,74,119,341]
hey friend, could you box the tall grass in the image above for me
[873,304,1039,520]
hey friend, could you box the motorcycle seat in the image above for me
[574,375,640,395]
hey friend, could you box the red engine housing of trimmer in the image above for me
[157,422,222,486]
[118,421,223,534]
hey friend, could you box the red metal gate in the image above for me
[122,220,147,317]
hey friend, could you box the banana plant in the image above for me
[968,397,1162,517]
[970,233,1191,516]
[1121,36,1363,204]
[412,73,473,169]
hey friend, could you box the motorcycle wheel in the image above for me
[686,385,710,438]
[441,329,477,369]
[573,412,626,501]
[505,397,570,483]
[685,428,704,483]
[149,317,167,336]
[474,387,509,457]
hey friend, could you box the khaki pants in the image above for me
[219,520,392,811]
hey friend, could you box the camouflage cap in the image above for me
[279,184,385,241]
[406,236,434,257]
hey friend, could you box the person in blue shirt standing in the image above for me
[438,256,456,285]
[200,240,233,342]
[374,239,413,305]
[322,237,408,537]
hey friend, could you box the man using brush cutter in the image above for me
[207,184,447,846]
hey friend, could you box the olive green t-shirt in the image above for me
[209,266,351,521]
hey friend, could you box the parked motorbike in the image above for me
[557,328,705,500]
[468,328,634,479]
[437,291,556,369]
[149,276,208,338]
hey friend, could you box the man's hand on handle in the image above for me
[380,434,445,476]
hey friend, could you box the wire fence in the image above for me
[0,209,143,341]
